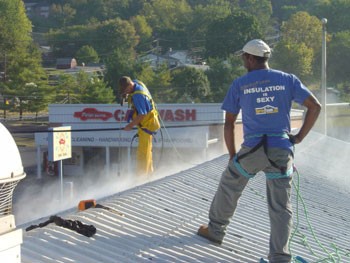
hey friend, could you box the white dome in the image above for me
[0,122,25,181]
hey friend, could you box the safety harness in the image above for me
[234,133,294,179]
[127,82,160,135]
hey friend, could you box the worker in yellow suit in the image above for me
[119,76,160,176]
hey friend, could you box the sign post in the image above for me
[48,126,72,202]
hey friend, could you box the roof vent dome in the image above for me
[0,122,26,215]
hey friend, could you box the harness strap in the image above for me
[128,81,155,110]
[236,134,267,161]
[244,132,290,140]
[128,83,160,133]
[237,134,287,174]
[140,127,157,135]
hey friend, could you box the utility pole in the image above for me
[321,18,327,135]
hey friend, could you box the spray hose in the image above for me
[289,165,350,263]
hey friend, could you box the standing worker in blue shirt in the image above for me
[197,39,321,263]
[119,76,160,176]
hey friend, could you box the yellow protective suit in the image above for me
[136,128,153,176]
[128,82,160,176]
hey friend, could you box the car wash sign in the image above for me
[48,126,72,161]
[49,103,225,126]
[44,103,225,149]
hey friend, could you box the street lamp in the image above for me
[321,18,327,135]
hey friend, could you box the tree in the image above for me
[104,48,137,98]
[47,18,139,61]
[75,45,100,65]
[142,0,192,32]
[270,0,311,22]
[141,0,193,51]
[24,82,52,120]
[271,40,313,79]
[312,0,350,33]
[239,0,273,32]
[130,15,153,53]
[0,0,32,53]
[205,11,262,59]
[0,0,48,119]
[170,67,210,103]
[188,0,233,50]
[205,56,244,102]
[5,45,50,119]
[337,81,350,102]
[281,11,322,52]
[273,11,322,80]
[54,74,79,104]
[134,63,173,103]
[53,71,114,104]
[69,0,130,24]
[51,3,76,28]
[327,31,350,86]
[75,71,115,103]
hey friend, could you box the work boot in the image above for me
[197,224,222,244]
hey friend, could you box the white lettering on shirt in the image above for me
[257,96,275,103]
[244,85,285,94]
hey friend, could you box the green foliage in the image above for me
[0,0,32,53]
[337,81,350,102]
[239,0,273,31]
[130,15,153,52]
[139,0,193,51]
[76,72,115,103]
[5,45,50,118]
[271,40,313,79]
[75,45,100,65]
[54,71,114,104]
[104,48,137,97]
[24,82,53,116]
[141,0,192,32]
[170,67,210,103]
[271,0,303,22]
[51,3,76,28]
[205,11,262,59]
[328,31,350,85]
[142,64,173,103]
[311,0,350,33]
[188,0,233,42]
[205,56,244,102]
[47,18,138,60]
[273,11,322,81]
[0,0,49,119]
[8,0,350,107]
[281,11,322,52]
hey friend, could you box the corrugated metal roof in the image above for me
[21,132,350,263]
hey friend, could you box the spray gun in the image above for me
[120,93,126,106]
[120,92,130,106]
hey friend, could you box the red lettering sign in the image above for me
[159,109,196,121]
[186,109,196,120]
[74,108,113,121]
[74,108,197,122]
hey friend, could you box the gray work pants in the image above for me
[208,146,293,263]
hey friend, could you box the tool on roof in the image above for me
[78,199,124,217]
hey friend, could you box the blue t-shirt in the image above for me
[132,80,153,115]
[221,69,312,149]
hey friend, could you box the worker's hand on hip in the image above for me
[288,134,301,144]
